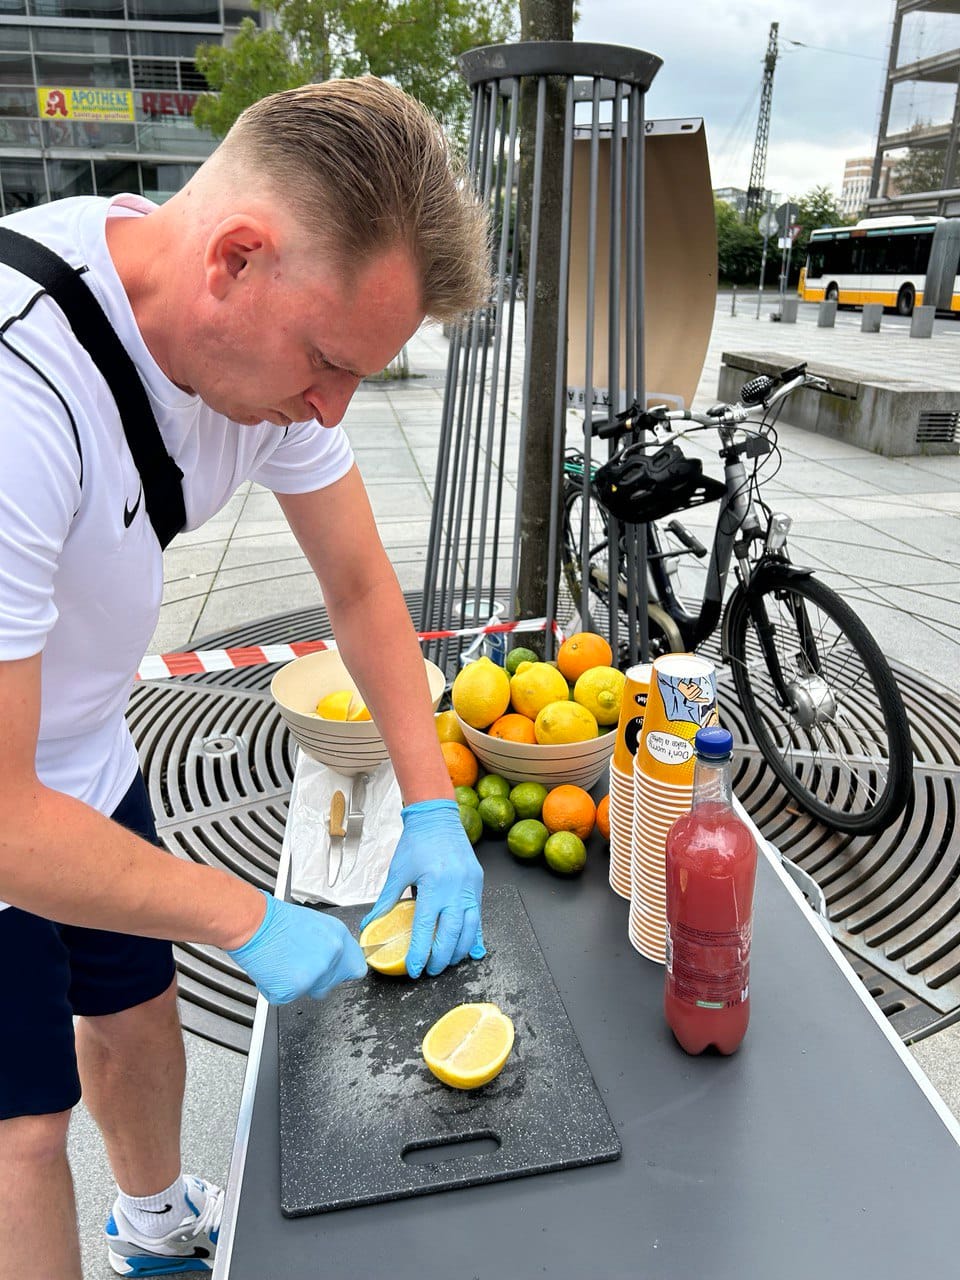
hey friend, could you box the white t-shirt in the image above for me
[0,194,353,825]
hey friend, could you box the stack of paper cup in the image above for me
[608,662,652,898]
[629,653,718,963]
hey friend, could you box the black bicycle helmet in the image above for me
[593,441,725,523]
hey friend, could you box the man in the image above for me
[0,77,490,1279]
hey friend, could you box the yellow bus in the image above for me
[799,215,960,316]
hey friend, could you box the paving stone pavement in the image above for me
[73,297,960,1275]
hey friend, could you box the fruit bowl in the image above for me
[271,649,446,774]
[456,714,615,789]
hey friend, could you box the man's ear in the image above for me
[204,215,276,300]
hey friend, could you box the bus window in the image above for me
[806,244,825,279]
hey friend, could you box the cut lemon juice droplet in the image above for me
[422,1002,515,1089]
[358,900,417,976]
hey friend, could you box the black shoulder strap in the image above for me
[0,225,186,550]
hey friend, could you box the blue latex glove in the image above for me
[360,799,485,979]
[227,891,368,1004]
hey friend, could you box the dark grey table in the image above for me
[214,808,960,1279]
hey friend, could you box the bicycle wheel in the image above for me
[725,567,913,835]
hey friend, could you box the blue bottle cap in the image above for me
[694,726,733,759]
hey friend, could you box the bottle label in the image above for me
[666,920,751,1009]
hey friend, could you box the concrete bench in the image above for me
[717,350,960,458]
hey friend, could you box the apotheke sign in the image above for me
[37,86,200,123]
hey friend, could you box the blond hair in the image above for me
[217,76,491,322]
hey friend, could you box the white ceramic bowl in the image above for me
[456,714,614,789]
[271,649,446,774]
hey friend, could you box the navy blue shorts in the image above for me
[0,771,177,1120]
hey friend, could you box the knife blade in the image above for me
[340,772,369,882]
[328,789,347,886]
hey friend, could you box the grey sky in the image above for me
[572,1,912,200]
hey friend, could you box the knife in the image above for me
[328,789,347,886]
[339,773,369,882]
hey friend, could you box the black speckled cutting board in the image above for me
[277,884,621,1217]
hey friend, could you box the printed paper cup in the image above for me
[613,662,653,774]
[634,654,718,786]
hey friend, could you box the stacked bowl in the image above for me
[271,649,446,774]
[456,717,615,790]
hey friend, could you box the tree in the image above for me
[896,144,948,196]
[193,0,517,145]
[513,0,572,646]
[714,199,762,285]
[791,185,849,271]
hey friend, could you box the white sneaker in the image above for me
[104,1174,223,1276]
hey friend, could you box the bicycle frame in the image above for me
[647,423,774,651]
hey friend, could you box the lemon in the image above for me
[534,700,599,744]
[506,646,539,676]
[514,660,535,675]
[359,900,418,976]
[507,818,549,860]
[315,689,353,720]
[452,657,511,729]
[573,666,626,726]
[422,1002,515,1089]
[477,774,511,800]
[509,662,570,720]
[347,696,371,722]
[459,803,483,844]
[478,795,516,834]
[435,709,468,745]
[509,781,548,820]
[544,831,587,875]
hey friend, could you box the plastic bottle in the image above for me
[664,726,758,1055]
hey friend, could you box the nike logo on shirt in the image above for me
[123,485,142,528]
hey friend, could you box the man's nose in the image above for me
[305,373,361,428]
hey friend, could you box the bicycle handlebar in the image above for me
[586,362,830,442]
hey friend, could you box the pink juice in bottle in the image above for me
[664,727,757,1056]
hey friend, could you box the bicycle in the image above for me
[560,362,914,836]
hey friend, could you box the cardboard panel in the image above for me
[567,118,716,411]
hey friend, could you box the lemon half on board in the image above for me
[358,900,417,976]
[421,1002,515,1089]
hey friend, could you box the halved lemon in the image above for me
[422,1002,515,1089]
[359,900,417,976]
[315,689,353,720]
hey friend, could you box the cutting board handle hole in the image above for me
[401,1132,501,1166]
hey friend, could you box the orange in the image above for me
[488,712,537,744]
[542,784,597,840]
[596,793,610,842]
[557,632,613,683]
[441,741,479,789]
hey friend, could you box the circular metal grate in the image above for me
[136,601,960,1052]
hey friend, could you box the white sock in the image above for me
[117,1174,190,1239]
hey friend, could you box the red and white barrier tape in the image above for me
[135,616,566,682]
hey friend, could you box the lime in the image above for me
[507,819,549,860]
[454,785,479,809]
[506,646,539,676]
[478,795,516,834]
[509,781,548,821]
[458,803,483,844]
[477,773,511,800]
[544,830,587,875]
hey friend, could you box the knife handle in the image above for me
[329,790,347,836]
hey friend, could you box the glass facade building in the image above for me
[0,2,258,214]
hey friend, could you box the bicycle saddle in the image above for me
[593,441,725,523]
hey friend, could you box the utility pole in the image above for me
[744,22,779,223]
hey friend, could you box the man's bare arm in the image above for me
[0,652,265,949]
[276,467,454,806]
